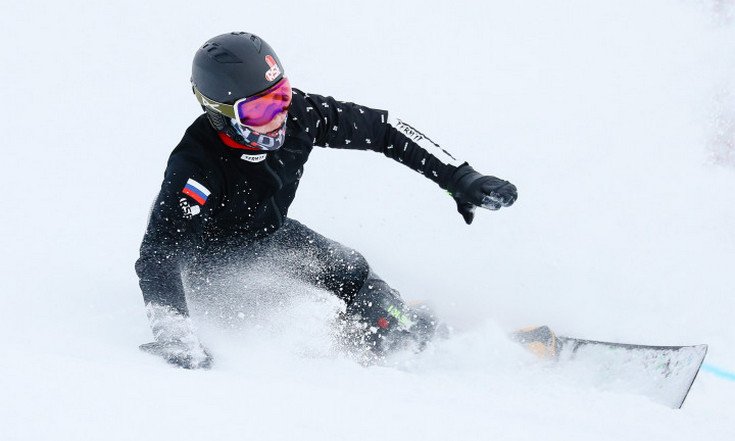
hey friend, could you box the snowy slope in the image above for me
[2,1,735,440]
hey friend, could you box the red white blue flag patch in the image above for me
[182,178,210,205]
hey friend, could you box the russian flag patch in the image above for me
[182,178,211,205]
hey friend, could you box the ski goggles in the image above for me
[193,77,292,128]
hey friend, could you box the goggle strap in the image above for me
[192,86,237,119]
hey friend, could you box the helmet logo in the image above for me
[264,55,281,82]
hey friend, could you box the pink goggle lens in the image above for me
[235,77,292,127]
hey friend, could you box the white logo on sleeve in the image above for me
[387,115,461,167]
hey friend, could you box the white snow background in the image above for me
[1,0,734,440]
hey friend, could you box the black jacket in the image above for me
[135,89,464,315]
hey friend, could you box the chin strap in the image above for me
[203,107,228,131]
[202,106,255,147]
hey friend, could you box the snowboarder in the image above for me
[136,32,518,369]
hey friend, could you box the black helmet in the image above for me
[191,32,287,145]
[192,32,284,104]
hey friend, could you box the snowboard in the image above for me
[513,326,708,408]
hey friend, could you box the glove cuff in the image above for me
[447,163,482,198]
[145,302,200,348]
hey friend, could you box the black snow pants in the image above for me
[186,219,438,355]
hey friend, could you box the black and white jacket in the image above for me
[135,89,465,315]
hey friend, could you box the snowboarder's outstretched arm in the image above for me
[135,153,217,369]
[292,89,517,223]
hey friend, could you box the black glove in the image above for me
[448,163,517,224]
[140,303,213,369]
